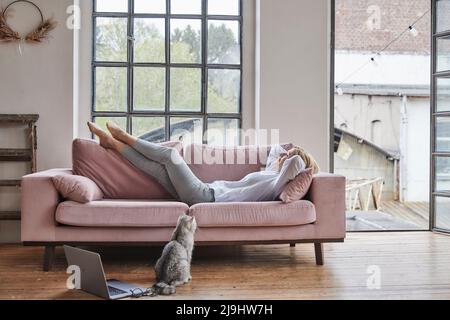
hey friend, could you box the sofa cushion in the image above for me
[72,139,183,200]
[184,143,293,182]
[55,200,189,227]
[52,174,104,203]
[189,200,316,227]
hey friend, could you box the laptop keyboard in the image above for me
[108,286,127,296]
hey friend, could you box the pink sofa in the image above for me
[21,139,346,271]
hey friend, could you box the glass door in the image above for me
[432,0,450,232]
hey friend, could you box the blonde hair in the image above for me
[289,146,320,174]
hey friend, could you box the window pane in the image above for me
[207,118,239,146]
[208,20,240,64]
[208,0,239,15]
[171,19,202,64]
[95,17,128,62]
[435,196,450,230]
[133,67,165,111]
[170,117,203,144]
[435,156,450,192]
[95,67,127,112]
[134,18,166,63]
[135,0,166,14]
[208,69,240,113]
[132,117,165,141]
[170,68,202,111]
[171,0,202,14]
[437,36,450,72]
[94,117,127,133]
[437,0,450,33]
[436,78,450,112]
[436,117,450,153]
[96,0,127,12]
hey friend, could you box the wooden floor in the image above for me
[1,232,450,300]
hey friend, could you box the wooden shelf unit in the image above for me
[0,180,21,187]
[0,148,33,162]
[0,114,39,221]
[0,211,21,220]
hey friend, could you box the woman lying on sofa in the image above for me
[87,122,319,205]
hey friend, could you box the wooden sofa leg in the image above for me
[314,242,324,265]
[290,243,296,247]
[43,246,55,272]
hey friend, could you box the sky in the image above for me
[96,0,239,15]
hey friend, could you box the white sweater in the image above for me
[208,145,305,202]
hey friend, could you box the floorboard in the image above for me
[1,232,450,300]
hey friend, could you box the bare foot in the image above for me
[87,122,118,150]
[106,122,137,145]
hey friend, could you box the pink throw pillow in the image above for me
[52,174,104,203]
[279,168,313,203]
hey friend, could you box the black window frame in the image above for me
[92,0,243,143]
[431,0,450,233]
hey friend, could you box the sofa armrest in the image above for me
[306,173,346,239]
[21,169,73,242]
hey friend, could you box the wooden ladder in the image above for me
[0,114,39,221]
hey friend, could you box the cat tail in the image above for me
[152,282,176,295]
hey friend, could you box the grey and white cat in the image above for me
[151,214,197,295]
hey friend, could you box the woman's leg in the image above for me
[106,122,214,205]
[133,140,214,205]
[121,146,179,198]
[106,122,180,164]
[87,122,178,199]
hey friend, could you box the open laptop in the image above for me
[64,245,146,300]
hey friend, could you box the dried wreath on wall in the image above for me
[0,0,57,43]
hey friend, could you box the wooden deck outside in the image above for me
[347,201,429,231]
[380,201,429,229]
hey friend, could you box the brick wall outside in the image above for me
[336,0,431,54]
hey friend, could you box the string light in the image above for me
[335,9,430,92]
[409,26,419,37]
[370,53,380,66]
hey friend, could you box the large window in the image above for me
[92,0,242,144]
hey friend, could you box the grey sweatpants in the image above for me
[121,139,215,205]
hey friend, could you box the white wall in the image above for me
[76,0,92,139]
[334,93,430,202]
[0,0,74,170]
[404,97,430,202]
[335,52,430,86]
[334,94,402,153]
[258,0,331,171]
